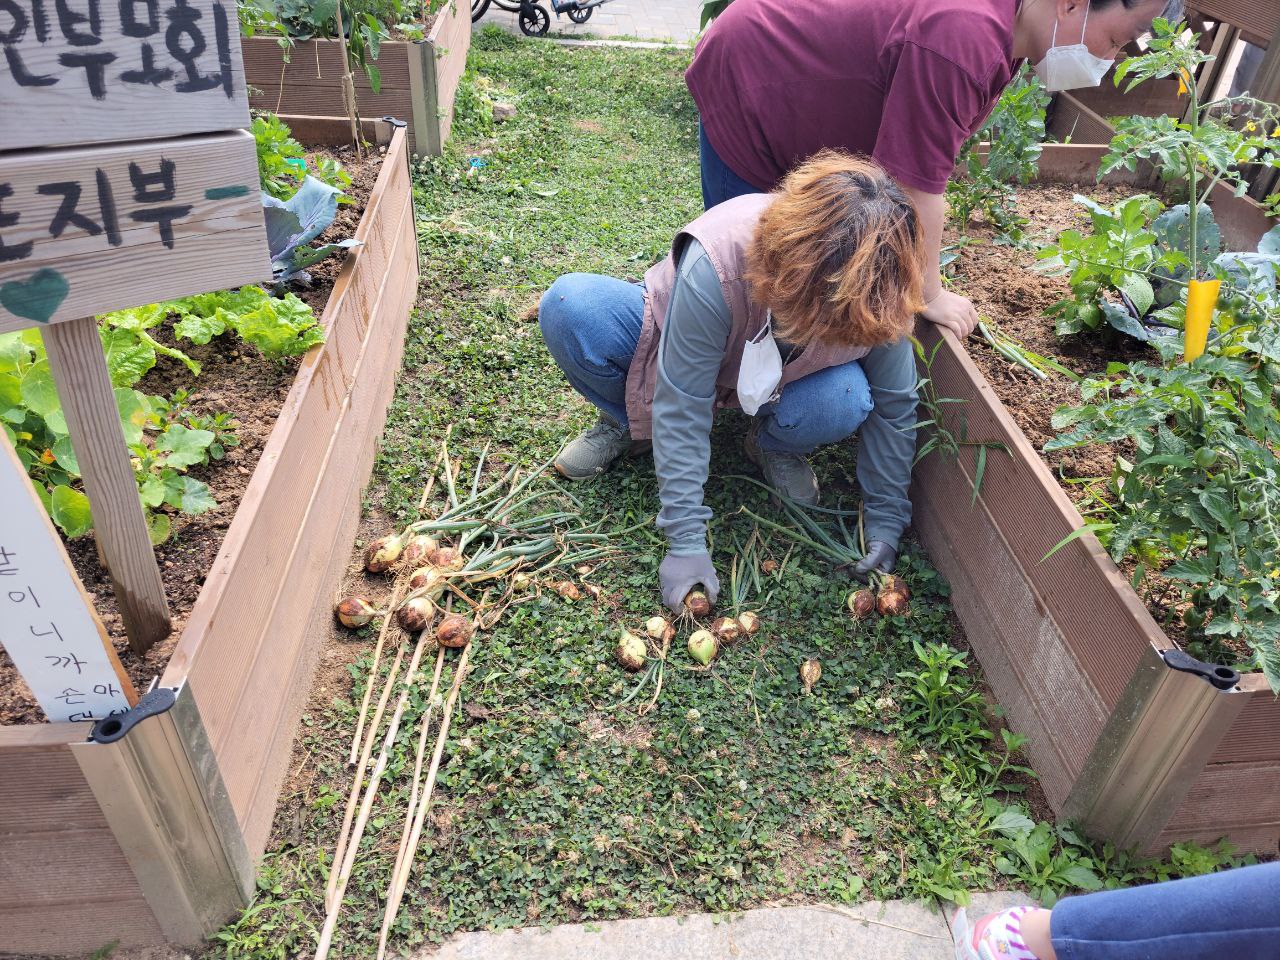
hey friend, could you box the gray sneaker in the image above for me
[744,421,819,506]
[555,413,650,480]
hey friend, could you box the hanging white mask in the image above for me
[736,311,783,417]
[1032,4,1114,92]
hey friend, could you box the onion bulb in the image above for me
[512,572,533,591]
[799,658,821,694]
[688,629,718,666]
[399,534,439,570]
[408,566,446,600]
[736,611,760,635]
[875,576,911,617]
[396,597,434,633]
[335,596,376,629]
[761,559,780,575]
[847,588,876,621]
[684,590,712,618]
[428,545,464,570]
[551,580,581,600]
[365,534,405,573]
[615,629,647,672]
[711,616,742,647]
[645,615,672,642]
[436,614,473,648]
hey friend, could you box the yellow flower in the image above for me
[39,448,55,464]
[1246,121,1259,133]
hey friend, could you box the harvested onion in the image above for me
[711,616,742,647]
[335,596,376,629]
[800,658,821,694]
[396,597,434,633]
[736,610,760,635]
[688,629,718,666]
[684,590,712,618]
[615,629,647,672]
[428,545,464,570]
[876,576,911,617]
[551,580,581,600]
[399,534,439,570]
[408,566,446,600]
[364,534,404,573]
[645,615,672,642]
[847,588,876,621]
[436,614,473,648]
[761,559,779,575]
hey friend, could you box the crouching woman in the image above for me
[539,152,924,613]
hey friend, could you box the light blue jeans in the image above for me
[539,272,873,454]
[1052,861,1280,960]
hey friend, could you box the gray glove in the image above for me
[854,540,897,581]
[659,550,720,614]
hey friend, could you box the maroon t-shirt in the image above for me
[686,0,1020,195]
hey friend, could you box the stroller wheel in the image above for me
[519,2,550,34]
[568,4,592,22]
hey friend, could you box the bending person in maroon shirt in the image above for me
[686,0,1182,339]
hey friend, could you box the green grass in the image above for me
[208,30,1249,960]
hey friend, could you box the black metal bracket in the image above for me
[382,116,407,128]
[1162,648,1240,691]
[87,686,177,744]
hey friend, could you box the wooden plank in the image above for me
[240,36,414,91]
[1192,1,1278,47]
[44,316,170,653]
[1,899,165,955]
[1216,675,1280,762]
[163,131,415,851]
[425,0,473,154]
[0,0,250,151]
[0,131,269,331]
[0,430,138,714]
[274,114,396,147]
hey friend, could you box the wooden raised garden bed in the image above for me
[0,127,418,956]
[914,143,1280,858]
[242,0,471,156]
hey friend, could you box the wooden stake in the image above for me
[377,641,473,957]
[376,646,446,957]
[43,316,170,653]
[332,0,364,157]
[315,627,433,960]
[327,637,406,909]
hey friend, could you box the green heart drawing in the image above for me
[0,268,70,324]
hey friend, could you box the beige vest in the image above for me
[625,193,869,440]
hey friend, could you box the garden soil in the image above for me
[0,145,384,726]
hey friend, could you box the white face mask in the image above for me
[1032,4,1114,92]
[736,312,783,417]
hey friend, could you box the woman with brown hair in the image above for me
[539,153,925,612]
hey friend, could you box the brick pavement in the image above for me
[476,0,701,44]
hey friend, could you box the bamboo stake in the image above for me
[332,0,363,156]
[327,638,407,909]
[377,640,473,958]
[348,578,408,767]
[315,626,434,960]
[380,646,446,940]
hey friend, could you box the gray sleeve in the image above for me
[652,238,732,555]
[856,337,918,550]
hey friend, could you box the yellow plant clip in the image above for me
[1183,278,1221,362]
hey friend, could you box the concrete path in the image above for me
[411,893,1035,960]
[476,0,701,44]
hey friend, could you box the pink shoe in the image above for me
[952,906,1040,960]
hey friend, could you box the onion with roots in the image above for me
[684,590,712,618]
[551,580,581,601]
[408,567,446,600]
[512,572,533,591]
[615,629,647,672]
[711,616,742,647]
[645,615,673,642]
[365,534,405,573]
[800,659,821,694]
[875,576,911,617]
[396,597,435,633]
[688,629,718,666]
[335,596,377,629]
[436,614,473,648]
[398,535,439,570]
[736,611,760,635]
[847,588,876,621]
[428,545,464,570]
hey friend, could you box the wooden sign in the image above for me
[0,0,251,151]
[0,431,138,722]
[0,129,270,331]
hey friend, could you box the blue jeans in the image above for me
[1052,862,1280,960]
[699,121,765,210]
[539,272,872,454]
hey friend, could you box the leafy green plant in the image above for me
[254,114,353,204]
[169,286,326,359]
[897,640,991,761]
[1048,343,1280,688]
[699,0,731,29]
[948,66,1050,247]
[263,177,363,286]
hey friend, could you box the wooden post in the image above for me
[44,317,171,654]
[1247,20,1280,202]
